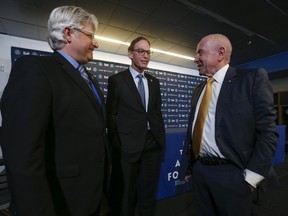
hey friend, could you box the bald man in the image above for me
[185,34,278,216]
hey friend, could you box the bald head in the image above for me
[200,34,232,62]
[194,34,233,76]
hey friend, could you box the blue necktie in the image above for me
[137,74,146,108]
[77,65,102,106]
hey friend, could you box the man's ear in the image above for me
[128,50,133,59]
[63,27,73,43]
[218,47,225,61]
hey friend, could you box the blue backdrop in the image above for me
[156,132,192,200]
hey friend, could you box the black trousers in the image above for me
[109,131,162,216]
[192,160,253,216]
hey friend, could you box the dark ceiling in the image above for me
[1,0,287,70]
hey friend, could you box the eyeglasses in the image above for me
[73,28,95,40]
[132,49,153,56]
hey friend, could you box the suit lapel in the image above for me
[53,52,102,112]
[85,69,106,116]
[191,81,206,113]
[123,70,145,109]
[216,67,237,124]
[188,81,206,133]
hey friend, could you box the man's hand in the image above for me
[184,174,191,182]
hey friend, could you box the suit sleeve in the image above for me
[0,56,56,215]
[106,75,121,148]
[248,68,278,177]
[153,78,166,146]
[142,74,166,148]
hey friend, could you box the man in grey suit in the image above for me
[106,36,165,216]
[0,6,107,216]
[185,34,278,216]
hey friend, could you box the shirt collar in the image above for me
[129,66,145,79]
[212,64,229,84]
[57,50,79,69]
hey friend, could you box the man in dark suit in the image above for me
[0,6,107,216]
[106,36,165,216]
[185,34,278,216]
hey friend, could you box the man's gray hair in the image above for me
[47,6,98,50]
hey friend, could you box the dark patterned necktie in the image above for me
[137,74,146,107]
[77,65,102,106]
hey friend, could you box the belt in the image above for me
[197,156,232,166]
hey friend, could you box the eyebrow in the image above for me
[196,49,203,54]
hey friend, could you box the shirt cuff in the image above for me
[243,169,265,188]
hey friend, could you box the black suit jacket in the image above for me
[0,52,107,216]
[186,67,278,178]
[106,69,165,161]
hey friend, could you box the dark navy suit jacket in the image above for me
[0,52,107,216]
[106,69,165,162]
[186,66,278,179]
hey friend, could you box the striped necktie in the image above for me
[77,65,102,106]
[137,74,146,107]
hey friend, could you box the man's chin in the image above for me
[87,56,93,62]
[198,71,205,76]
[141,64,148,68]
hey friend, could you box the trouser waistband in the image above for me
[197,156,232,165]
